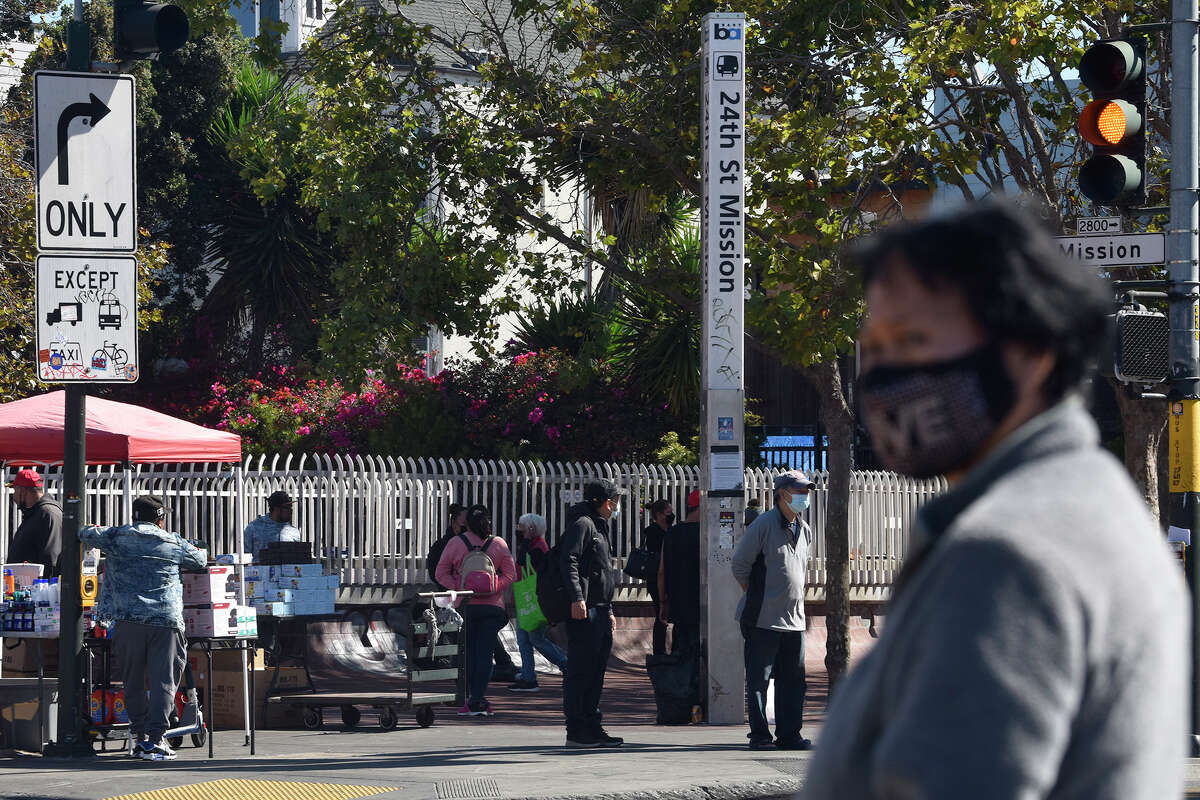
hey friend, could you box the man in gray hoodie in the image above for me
[802,201,1188,799]
[732,469,814,751]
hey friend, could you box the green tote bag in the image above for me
[514,553,549,632]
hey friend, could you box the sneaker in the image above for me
[507,679,540,693]
[593,728,624,747]
[775,737,813,751]
[565,732,602,748]
[462,699,494,717]
[141,739,177,761]
[129,738,149,759]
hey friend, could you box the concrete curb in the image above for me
[536,777,801,800]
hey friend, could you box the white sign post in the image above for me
[1055,232,1166,266]
[36,255,139,383]
[700,11,746,726]
[34,71,137,253]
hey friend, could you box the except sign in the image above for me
[36,255,138,383]
[1055,232,1165,266]
[34,71,137,253]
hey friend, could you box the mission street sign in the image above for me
[1055,232,1165,267]
[34,71,137,253]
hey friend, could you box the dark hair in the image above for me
[466,504,492,536]
[448,503,466,520]
[850,200,1111,401]
[647,499,670,516]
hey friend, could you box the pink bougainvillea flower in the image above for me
[528,407,544,424]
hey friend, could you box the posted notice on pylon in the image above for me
[1169,399,1200,492]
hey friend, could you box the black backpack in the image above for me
[536,537,573,624]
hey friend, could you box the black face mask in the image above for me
[856,342,1016,478]
[665,514,676,527]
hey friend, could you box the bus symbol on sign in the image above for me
[715,54,740,79]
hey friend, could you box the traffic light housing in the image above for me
[1114,305,1168,385]
[113,0,189,59]
[1077,37,1146,206]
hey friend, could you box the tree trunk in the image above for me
[811,359,854,694]
[1111,379,1168,521]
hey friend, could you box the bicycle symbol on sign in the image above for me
[91,340,128,374]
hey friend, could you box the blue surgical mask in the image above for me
[787,493,809,514]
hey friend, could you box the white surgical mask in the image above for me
[787,493,809,514]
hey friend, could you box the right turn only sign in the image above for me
[35,255,139,382]
[34,71,137,253]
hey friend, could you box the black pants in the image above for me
[648,586,667,656]
[563,606,613,736]
[671,621,701,656]
[742,624,806,744]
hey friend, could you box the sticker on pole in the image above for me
[35,255,138,383]
[34,71,137,253]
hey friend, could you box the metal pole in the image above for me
[65,0,88,71]
[49,386,90,755]
[699,11,746,725]
[45,4,93,757]
[1165,0,1200,755]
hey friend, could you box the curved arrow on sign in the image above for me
[57,92,111,186]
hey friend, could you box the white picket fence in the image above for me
[0,455,945,595]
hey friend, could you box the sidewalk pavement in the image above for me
[5,640,1200,799]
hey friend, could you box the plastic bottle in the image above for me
[33,578,47,606]
[49,577,59,606]
[3,568,13,597]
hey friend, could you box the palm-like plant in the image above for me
[609,226,701,419]
[198,62,334,371]
[509,293,612,363]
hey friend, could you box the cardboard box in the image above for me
[187,646,266,674]
[2,638,57,673]
[209,666,307,729]
[182,567,238,604]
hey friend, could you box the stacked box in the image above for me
[182,566,238,604]
[242,564,338,618]
[184,603,258,638]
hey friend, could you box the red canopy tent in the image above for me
[0,390,241,465]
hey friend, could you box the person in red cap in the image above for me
[658,489,702,655]
[6,468,62,578]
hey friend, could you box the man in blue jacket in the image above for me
[731,470,813,751]
[82,496,206,762]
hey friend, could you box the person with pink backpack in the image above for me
[435,503,517,716]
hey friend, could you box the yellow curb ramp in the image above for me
[103,779,396,800]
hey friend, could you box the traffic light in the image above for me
[1077,37,1146,206]
[113,0,189,59]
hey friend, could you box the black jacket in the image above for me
[9,496,63,578]
[662,521,701,625]
[560,501,616,608]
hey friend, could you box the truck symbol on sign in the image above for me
[98,296,122,330]
[46,302,83,326]
[716,54,739,77]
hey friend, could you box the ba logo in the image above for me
[713,23,741,40]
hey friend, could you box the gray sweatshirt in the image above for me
[801,399,1188,800]
[732,506,810,631]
